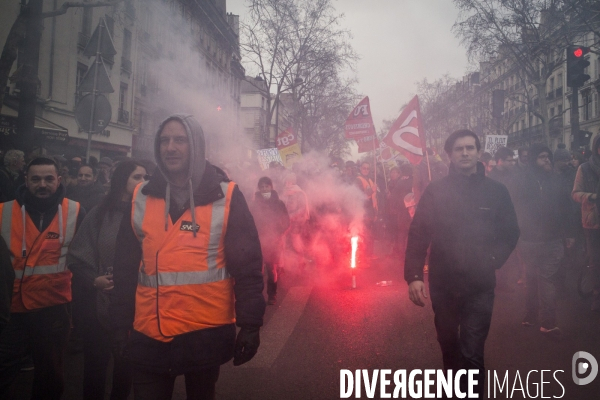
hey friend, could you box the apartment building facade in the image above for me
[1,0,243,161]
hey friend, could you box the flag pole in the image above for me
[381,157,388,192]
[425,149,432,182]
[373,133,377,188]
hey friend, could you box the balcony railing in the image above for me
[547,91,555,100]
[118,109,130,123]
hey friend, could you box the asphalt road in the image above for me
[7,243,600,399]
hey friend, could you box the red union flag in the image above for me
[345,96,376,139]
[356,134,379,153]
[383,95,426,165]
[276,128,298,150]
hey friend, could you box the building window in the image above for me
[550,107,555,117]
[123,29,132,60]
[75,62,88,104]
[82,7,92,37]
[558,104,563,114]
[105,15,114,37]
[583,91,592,121]
[118,83,129,123]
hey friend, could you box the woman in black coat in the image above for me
[67,160,147,400]
[251,176,290,305]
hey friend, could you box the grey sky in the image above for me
[227,0,471,131]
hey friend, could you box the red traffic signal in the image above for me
[567,45,591,87]
[572,46,589,58]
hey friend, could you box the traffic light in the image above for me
[566,45,591,88]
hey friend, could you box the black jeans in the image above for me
[132,366,220,400]
[0,303,71,400]
[430,289,495,399]
[82,316,132,400]
[519,239,563,328]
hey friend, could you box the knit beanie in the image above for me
[553,144,571,163]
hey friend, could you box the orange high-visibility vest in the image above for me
[131,181,236,342]
[0,199,79,312]
[357,175,378,211]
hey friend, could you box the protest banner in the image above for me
[276,128,302,168]
[382,95,426,165]
[256,148,283,170]
[484,135,508,156]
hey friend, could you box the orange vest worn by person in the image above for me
[357,175,378,211]
[131,181,236,342]
[0,199,79,312]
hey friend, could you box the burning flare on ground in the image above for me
[350,236,358,269]
[350,236,358,289]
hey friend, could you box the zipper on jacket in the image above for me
[39,213,44,232]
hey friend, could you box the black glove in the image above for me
[233,326,260,366]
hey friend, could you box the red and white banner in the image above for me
[356,134,379,154]
[382,95,426,165]
[344,96,376,139]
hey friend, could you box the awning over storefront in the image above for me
[68,137,130,154]
[0,112,69,145]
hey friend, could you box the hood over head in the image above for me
[153,114,206,237]
[154,114,206,191]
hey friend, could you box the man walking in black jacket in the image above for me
[511,144,576,336]
[405,129,520,398]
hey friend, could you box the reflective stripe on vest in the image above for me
[0,198,79,311]
[132,181,231,287]
[358,176,378,210]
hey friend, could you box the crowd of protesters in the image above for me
[0,126,599,399]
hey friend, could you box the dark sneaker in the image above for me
[540,326,561,339]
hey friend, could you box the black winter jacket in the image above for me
[404,163,520,295]
[110,162,265,374]
[14,184,87,233]
[66,181,106,213]
[511,166,577,242]
[251,190,289,264]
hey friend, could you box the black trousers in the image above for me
[82,316,132,400]
[430,289,495,399]
[0,304,71,400]
[132,366,220,400]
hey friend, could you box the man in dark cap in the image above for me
[511,144,577,336]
